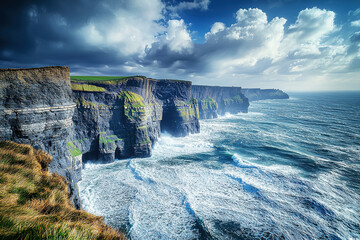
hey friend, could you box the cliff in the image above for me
[0,67,202,209]
[0,66,291,215]
[192,85,249,119]
[241,88,289,101]
[70,77,200,163]
[0,66,81,208]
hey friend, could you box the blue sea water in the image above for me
[79,92,360,240]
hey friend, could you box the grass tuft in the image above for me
[0,141,126,240]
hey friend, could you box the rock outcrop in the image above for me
[241,88,289,101]
[0,66,81,208]
[192,85,249,119]
[71,77,200,163]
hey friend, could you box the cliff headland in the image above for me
[241,88,289,101]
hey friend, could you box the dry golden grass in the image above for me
[0,141,127,240]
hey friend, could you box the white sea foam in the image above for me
[151,132,214,159]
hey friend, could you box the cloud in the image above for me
[347,32,360,56]
[168,0,210,12]
[200,8,286,74]
[351,20,360,27]
[287,7,335,42]
[144,8,288,77]
[144,19,194,69]
[0,2,359,90]
[349,8,360,16]
[0,0,165,67]
[143,6,347,83]
[206,22,226,37]
[272,7,344,75]
[76,0,165,56]
[236,8,267,26]
[164,19,194,53]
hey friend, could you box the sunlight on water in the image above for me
[79,92,360,240]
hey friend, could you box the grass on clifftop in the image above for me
[0,141,126,240]
[71,76,137,85]
[71,83,106,92]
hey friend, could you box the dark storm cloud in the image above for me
[0,0,141,69]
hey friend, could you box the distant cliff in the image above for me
[241,88,289,101]
[192,85,249,119]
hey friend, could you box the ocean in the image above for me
[79,92,360,240]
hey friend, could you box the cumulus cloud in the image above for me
[77,0,165,56]
[205,22,226,38]
[201,8,286,74]
[281,8,336,62]
[236,8,267,26]
[144,19,194,70]
[164,20,193,53]
[144,6,347,82]
[288,7,335,42]
[276,7,353,76]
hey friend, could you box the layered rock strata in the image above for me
[192,85,249,119]
[0,66,81,208]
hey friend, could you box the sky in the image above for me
[1,0,359,91]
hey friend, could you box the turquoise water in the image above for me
[79,92,360,239]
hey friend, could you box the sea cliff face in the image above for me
[0,66,288,210]
[0,67,81,208]
[241,88,289,101]
[192,85,249,119]
[70,77,200,164]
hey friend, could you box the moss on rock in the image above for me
[200,98,218,111]
[66,141,82,158]
[175,98,200,121]
[118,91,146,122]
[75,97,109,109]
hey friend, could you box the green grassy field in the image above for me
[70,76,137,85]
[71,83,106,92]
